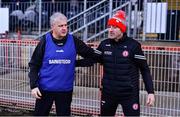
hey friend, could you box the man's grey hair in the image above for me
[50,12,67,26]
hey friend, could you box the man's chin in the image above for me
[61,33,67,37]
[108,36,115,39]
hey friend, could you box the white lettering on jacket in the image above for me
[49,59,71,64]
[104,51,112,55]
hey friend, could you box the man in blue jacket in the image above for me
[28,12,101,116]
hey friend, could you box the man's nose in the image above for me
[109,27,114,31]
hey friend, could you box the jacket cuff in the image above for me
[148,90,155,94]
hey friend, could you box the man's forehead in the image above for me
[54,20,67,24]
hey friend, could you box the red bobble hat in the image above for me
[107,10,127,33]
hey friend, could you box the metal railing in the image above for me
[0,0,179,41]
[35,0,131,42]
[0,40,179,116]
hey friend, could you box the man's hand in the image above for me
[31,87,42,99]
[146,93,155,106]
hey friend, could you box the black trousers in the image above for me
[34,90,72,116]
[101,92,140,116]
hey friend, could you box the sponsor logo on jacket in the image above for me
[104,51,112,55]
[56,49,64,53]
[49,59,71,64]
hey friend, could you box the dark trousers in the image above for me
[101,92,140,116]
[34,90,72,116]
